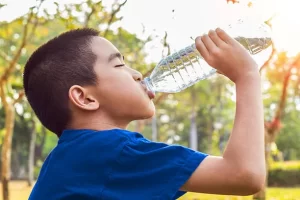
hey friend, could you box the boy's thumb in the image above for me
[216,70,224,75]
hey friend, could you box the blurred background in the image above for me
[0,0,300,199]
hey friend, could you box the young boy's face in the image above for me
[88,36,155,121]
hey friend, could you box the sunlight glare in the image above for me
[272,0,300,56]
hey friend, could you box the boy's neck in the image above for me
[68,112,130,131]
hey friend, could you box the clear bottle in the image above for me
[143,19,273,93]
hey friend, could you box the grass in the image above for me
[270,160,300,170]
[179,188,300,200]
[0,181,299,200]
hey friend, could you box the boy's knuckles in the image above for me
[210,48,221,57]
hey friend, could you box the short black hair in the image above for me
[23,28,99,137]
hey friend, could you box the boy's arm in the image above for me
[181,29,265,195]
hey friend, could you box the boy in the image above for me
[24,28,265,200]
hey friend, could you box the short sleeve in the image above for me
[109,136,208,200]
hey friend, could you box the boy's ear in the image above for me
[68,85,100,111]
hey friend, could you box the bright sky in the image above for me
[0,0,299,63]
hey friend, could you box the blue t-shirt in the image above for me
[29,129,208,200]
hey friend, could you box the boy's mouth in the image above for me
[141,82,155,99]
[147,90,155,99]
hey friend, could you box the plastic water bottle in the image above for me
[143,19,272,93]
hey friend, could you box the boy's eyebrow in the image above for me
[108,52,124,62]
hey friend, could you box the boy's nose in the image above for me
[133,72,143,81]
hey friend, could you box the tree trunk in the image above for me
[189,112,198,150]
[189,87,198,150]
[207,106,215,154]
[1,101,15,200]
[11,144,20,179]
[134,120,145,133]
[0,4,42,200]
[207,121,213,154]
[151,115,157,142]
[28,120,37,186]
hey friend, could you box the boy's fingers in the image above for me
[201,34,218,53]
[195,36,209,60]
[216,28,235,44]
[208,30,224,47]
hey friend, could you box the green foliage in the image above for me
[269,161,300,187]
[41,130,58,158]
[276,104,300,160]
[269,169,300,187]
[270,161,300,170]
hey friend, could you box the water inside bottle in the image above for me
[145,36,272,93]
[147,45,216,93]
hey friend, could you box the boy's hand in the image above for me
[182,28,265,196]
[195,28,259,83]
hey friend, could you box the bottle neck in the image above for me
[143,77,155,93]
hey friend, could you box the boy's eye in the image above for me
[115,64,125,68]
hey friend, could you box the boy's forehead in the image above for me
[91,36,119,61]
